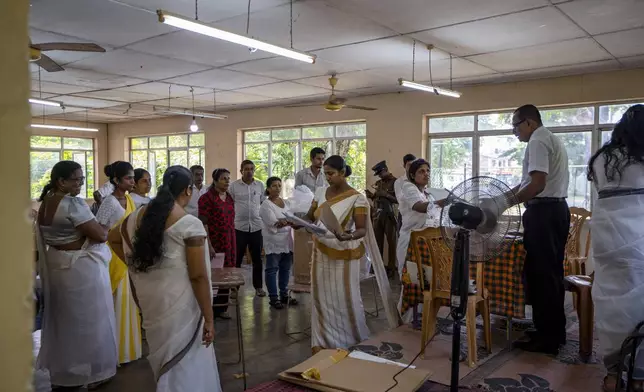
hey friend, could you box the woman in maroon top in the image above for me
[199,168,236,319]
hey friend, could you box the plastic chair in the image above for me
[413,227,492,367]
[565,207,591,276]
[563,272,594,361]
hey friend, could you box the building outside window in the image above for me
[129,133,205,196]
[30,136,95,199]
[243,123,367,197]
[428,102,643,210]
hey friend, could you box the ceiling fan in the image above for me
[29,39,106,72]
[285,74,377,112]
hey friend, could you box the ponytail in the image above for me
[38,183,54,202]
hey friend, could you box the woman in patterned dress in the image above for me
[199,168,236,319]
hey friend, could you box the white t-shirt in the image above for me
[184,184,208,217]
[519,126,569,198]
[394,176,408,203]
[259,199,294,255]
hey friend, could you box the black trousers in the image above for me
[374,212,398,271]
[235,229,264,289]
[522,200,570,344]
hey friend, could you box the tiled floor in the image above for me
[51,266,605,392]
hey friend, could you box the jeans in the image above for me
[265,252,293,300]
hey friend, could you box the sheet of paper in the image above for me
[284,212,327,236]
[348,351,416,369]
[427,188,449,201]
[319,203,343,234]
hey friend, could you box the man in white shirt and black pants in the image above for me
[229,160,267,297]
[504,104,570,355]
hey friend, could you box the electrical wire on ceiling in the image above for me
[411,40,416,82]
[246,0,252,35]
[290,0,293,49]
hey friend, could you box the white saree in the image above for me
[591,155,644,377]
[123,209,221,392]
[310,188,400,350]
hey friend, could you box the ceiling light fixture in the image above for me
[189,116,199,132]
[29,98,62,107]
[31,124,99,132]
[398,79,462,98]
[153,107,228,119]
[156,9,316,64]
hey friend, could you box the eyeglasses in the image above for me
[512,118,526,133]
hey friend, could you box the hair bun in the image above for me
[104,164,113,178]
[344,164,352,178]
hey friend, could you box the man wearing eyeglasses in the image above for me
[502,104,570,355]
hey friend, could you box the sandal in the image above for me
[270,299,284,309]
[281,296,298,306]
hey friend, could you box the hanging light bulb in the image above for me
[190,116,199,132]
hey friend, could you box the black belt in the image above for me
[598,187,644,200]
[524,197,566,207]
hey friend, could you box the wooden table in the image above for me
[212,267,247,390]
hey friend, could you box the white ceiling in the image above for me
[28,0,644,122]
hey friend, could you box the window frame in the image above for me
[426,101,641,210]
[129,133,205,196]
[242,122,367,193]
[30,136,96,200]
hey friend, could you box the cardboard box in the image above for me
[293,229,313,285]
[279,349,431,392]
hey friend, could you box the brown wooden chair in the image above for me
[412,227,492,367]
[563,272,594,361]
[565,207,591,276]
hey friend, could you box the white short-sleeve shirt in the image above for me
[519,126,569,198]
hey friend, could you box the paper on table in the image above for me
[284,212,327,236]
[348,351,416,369]
[319,203,342,234]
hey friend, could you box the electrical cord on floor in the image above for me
[382,316,453,392]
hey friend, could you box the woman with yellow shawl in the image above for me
[96,161,142,364]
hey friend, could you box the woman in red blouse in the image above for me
[199,168,236,319]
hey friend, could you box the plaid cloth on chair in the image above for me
[401,237,527,319]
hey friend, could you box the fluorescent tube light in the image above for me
[157,10,316,64]
[31,124,99,132]
[29,98,62,107]
[398,79,461,98]
[154,107,228,120]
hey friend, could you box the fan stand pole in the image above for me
[449,228,471,392]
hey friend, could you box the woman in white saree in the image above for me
[305,156,400,354]
[588,104,644,392]
[109,166,221,392]
[36,161,117,388]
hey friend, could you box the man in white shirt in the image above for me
[503,104,570,355]
[184,165,209,217]
[394,153,416,232]
[229,160,267,296]
[294,147,328,193]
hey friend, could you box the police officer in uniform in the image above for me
[366,161,398,275]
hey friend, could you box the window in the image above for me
[129,133,205,196]
[243,123,367,197]
[30,136,95,199]
[428,103,643,210]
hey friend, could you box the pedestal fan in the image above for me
[440,176,522,392]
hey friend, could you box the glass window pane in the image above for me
[30,151,60,199]
[271,142,298,197]
[599,102,644,124]
[72,152,88,199]
[169,134,188,148]
[150,150,167,196]
[149,136,167,149]
[430,137,473,189]
[63,137,92,150]
[30,136,61,149]
[301,140,331,171]
[335,123,366,138]
[334,139,366,191]
[62,151,73,161]
[245,130,270,142]
[429,116,474,133]
[86,151,95,199]
[303,126,333,139]
[478,113,512,131]
[244,143,269,184]
[479,135,524,186]
[188,148,202,167]
[190,133,205,147]
[541,107,594,127]
[272,128,300,141]
[559,132,592,209]
[131,150,148,171]
[169,150,188,168]
[131,137,148,149]
[601,130,611,146]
